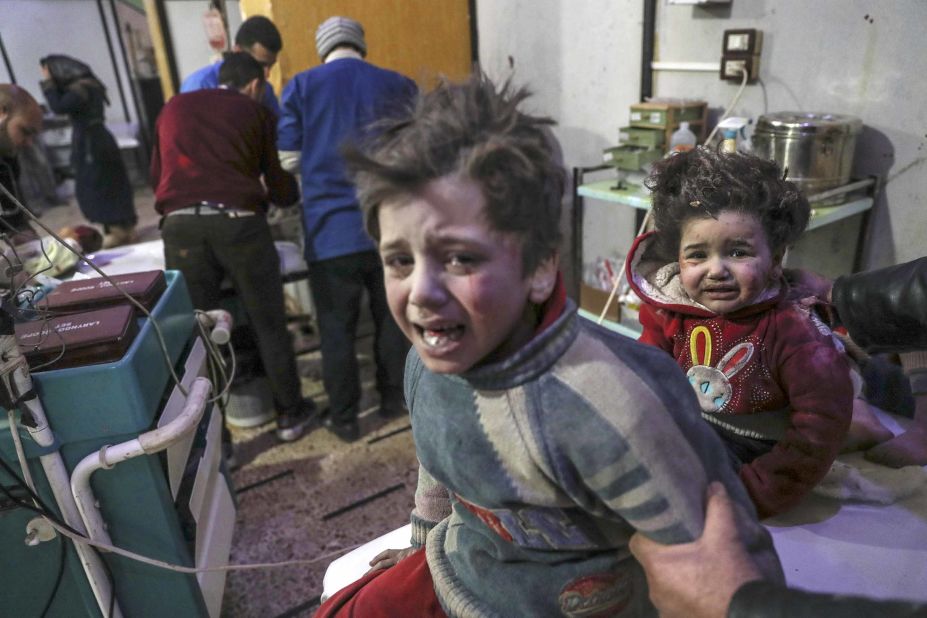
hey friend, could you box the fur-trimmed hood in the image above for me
[625,231,785,319]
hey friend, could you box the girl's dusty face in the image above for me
[678,211,781,314]
[377,175,556,374]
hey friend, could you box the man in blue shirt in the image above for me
[180,15,282,115]
[277,16,417,441]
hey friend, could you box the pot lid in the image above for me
[755,112,862,135]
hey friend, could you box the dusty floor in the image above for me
[35,186,418,618]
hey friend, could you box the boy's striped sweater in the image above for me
[406,299,783,617]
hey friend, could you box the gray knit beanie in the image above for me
[315,16,367,61]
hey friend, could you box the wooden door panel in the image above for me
[240,0,472,93]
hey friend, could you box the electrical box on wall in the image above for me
[723,29,762,54]
[720,56,760,81]
[720,28,762,82]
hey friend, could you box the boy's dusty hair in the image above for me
[345,73,564,273]
[644,148,810,258]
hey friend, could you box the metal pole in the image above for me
[109,0,151,151]
[640,0,656,101]
[0,32,15,84]
[805,178,876,204]
[96,0,133,123]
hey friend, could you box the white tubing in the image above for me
[41,451,124,618]
[69,377,211,617]
[71,377,211,539]
[196,310,232,345]
[138,377,211,453]
[70,377,211,568]
[10,362,122,618]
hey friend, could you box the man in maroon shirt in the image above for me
[151,52,316,442]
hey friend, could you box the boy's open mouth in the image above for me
[417,324,465,348]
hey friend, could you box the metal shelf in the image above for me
[575,179,875,230]
[576,180,650,209]
[577,308,641,339]
[572,170,880,331]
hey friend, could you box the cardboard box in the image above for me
[580,283,620,322]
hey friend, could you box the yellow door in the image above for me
[241,0,473,94]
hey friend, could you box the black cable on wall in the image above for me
[640,0,656,101]
[0,33,16,84]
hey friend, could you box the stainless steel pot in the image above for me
[752,112,862,205]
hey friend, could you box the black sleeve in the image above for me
[729,580,927,618]
[258,108,299,207]
[41,80,87,116]
[832,257,927,353]
[0,157,32,232]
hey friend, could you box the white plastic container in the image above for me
[669,121,697,152]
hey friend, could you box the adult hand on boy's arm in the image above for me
[629,482,764,618]
[366,547,418,574]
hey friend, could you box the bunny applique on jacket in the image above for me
[626,232,854,517]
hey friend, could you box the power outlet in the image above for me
[720,55,760,82]
[720,28,761,83]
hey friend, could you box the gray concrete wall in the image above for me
[476,0,644,286]
[166,0,241,86]
[476,0,926,272]
[0,0,139,126]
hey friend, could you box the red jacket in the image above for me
[626,232,853,517]
[151,88,299,214]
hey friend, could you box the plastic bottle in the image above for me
[669,121,697,153]
[721,128,738,154]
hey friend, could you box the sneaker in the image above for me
[101,224,138,249]
[221,434,237,469]
[378,400,408,419]
[378,391,408,419]
[275,398,319,442]
[323,417,361,443]
[223,446,238,470]
[225,377,275,429]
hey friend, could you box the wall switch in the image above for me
[722,29,762,55]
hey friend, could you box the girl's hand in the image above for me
[366,547,417,574]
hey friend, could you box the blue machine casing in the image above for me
[0,271,225,617]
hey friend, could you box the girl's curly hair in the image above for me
[644,148,810,259]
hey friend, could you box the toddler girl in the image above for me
[626,148,854,518]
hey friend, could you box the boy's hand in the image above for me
[366,547,417,574]
[628,482,764,618]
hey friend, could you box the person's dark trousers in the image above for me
[308,250,408,426]
[162,214,302,415]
